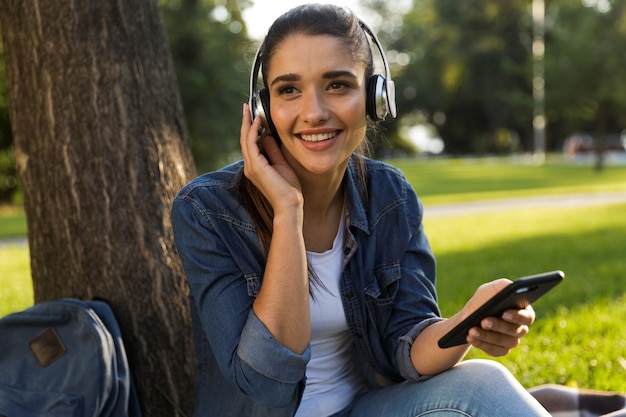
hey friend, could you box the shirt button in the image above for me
[345,291,353,298]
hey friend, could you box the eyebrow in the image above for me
[270,73,299,87]
[269,70,358,87]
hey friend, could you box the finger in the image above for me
[240,103,252,141]
[464,278,513,316]
[481,316,530,338]
[475,278,512,298]
[467,332,515,357]
[240,103,251,153]
[467,326,523,356]
[501,305,536,326]
[261,135,285,165]
[240,107,263,160]
[240,104,261,142]
[490,278,514,291]
[242,102,252,125]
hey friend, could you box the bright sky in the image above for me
[242,0,364,39]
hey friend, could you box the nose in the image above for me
[300,89,329,124]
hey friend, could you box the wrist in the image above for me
[273,204,304,229]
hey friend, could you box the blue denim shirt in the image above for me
[171,155,443,417]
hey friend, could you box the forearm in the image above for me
[410,278,534,374]
[252,209,310,354]
[409,314,471,375]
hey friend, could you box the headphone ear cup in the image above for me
[258,88,271,128]
[252,88,268,128]
[366,74,385,121]
[258,88,280,142]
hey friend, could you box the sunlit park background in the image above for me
[1,0,626,395]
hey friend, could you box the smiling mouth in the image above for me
[298,131,339,142]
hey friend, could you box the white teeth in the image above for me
[299,132,337,142]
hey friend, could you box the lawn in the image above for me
[0,205,28,237]
[393,155,626,205]
[425,203,626,391]
[1,156,625,391]
[0,245,32,317]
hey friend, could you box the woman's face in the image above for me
[265,34,368,181]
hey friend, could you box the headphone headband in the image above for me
[357,19,397,119]
[249,17,397,132]
[249,41,269,131]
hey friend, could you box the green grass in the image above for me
[0,208,27,238]
[499,297,626,391]
[1,156,625,391]
[392,156,626,205]
[424,203,626,391]
[427,203,626,316]
[0,245,33,317]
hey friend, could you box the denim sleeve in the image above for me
[389,183,444,382]
[396,317,445,381]
[171,195,310,407]
[238,310,311,384]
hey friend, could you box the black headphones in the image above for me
[249,19,397,138]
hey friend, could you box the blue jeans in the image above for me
[333,360,550,417]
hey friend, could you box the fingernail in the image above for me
[502,312,513,321]
[484,319,494,329]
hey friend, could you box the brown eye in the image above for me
[329,82,346,90]
[278,86,297,95]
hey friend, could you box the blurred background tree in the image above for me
[1,0,626,205]
[543,0,626,169]
[161,0,252,173]
[380,0,533,155]
[0,35,18,204]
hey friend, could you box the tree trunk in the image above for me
[594,101,608,172]
[0,1,197,415]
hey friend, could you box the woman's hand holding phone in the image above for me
[439,271,564,356]
[459,279,535,357]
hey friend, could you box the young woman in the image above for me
[171,4,551,416]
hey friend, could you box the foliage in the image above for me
[382,0,534,155]
[0,146,18,203]
[368,0,626,156]
[544,0,626,144]
[2,1,626,176]
[161,0,253,173]
[0,35,17,204]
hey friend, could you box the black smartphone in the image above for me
[438,270,564,349]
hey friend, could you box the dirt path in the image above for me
[425,191,626,218]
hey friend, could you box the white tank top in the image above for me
[295,215,367,417]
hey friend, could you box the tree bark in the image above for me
[0,1,197,415]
